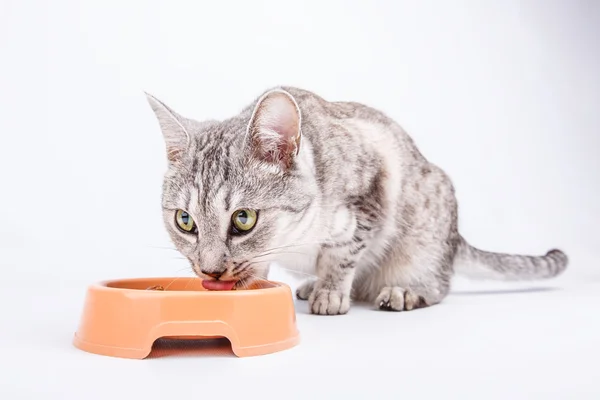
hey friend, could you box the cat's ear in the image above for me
[145,93,190,164]
[246,89,302,171]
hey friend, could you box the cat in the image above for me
[146,87,568,315]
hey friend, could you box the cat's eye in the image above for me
[231,209,258,234]
[175,209,197,233]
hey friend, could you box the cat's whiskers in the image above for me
[146,245,178,251]
[182,276,196,291]
[146,229,344,291]
[273,267,320,280]
[240,277,252,290]
[162,266,195,291]
[260,239,343,251]
[252,250,312,260]
[253,241,330,258]
[246,259,329,284]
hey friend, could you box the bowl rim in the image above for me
[90,276,289,297]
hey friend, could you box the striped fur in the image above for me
[146,87,568,315]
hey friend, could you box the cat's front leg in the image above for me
[308,255,356,315]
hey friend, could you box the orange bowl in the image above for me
[72,277,300,358]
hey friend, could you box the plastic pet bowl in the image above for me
[72,277,300,358]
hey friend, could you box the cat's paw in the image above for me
[296,280,316,300]
[376,286,422,311]
[309,288,350,315]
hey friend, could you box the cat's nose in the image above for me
[201,269,224,279]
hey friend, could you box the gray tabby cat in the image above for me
[146,87,568,315]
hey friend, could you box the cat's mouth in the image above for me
[201,279,237,291]
[200,277,255,291]
[195,261,258,291]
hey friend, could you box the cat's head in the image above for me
[146,89,317,288]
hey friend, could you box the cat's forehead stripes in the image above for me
[192,135,239,214]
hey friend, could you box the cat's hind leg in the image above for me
[370,246,454,312]
[362,164,459,311]
[352,240,454,311]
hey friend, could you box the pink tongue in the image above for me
[202,280,237,291]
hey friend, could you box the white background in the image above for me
[1,0,599,399]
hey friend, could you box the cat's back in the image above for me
[266,87,424,203]
[279,86,423,168]
[281,86,394,124]
[282,87,417,149]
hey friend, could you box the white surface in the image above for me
[1,1,599,399]
[2,269,600,399]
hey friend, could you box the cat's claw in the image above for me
[376,286,423,311]
[296,280,316,300]
[309,288,350,315]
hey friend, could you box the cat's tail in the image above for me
[453,236,568,281]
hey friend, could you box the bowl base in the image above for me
[73,277,300,359]
[73,332,300,359]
